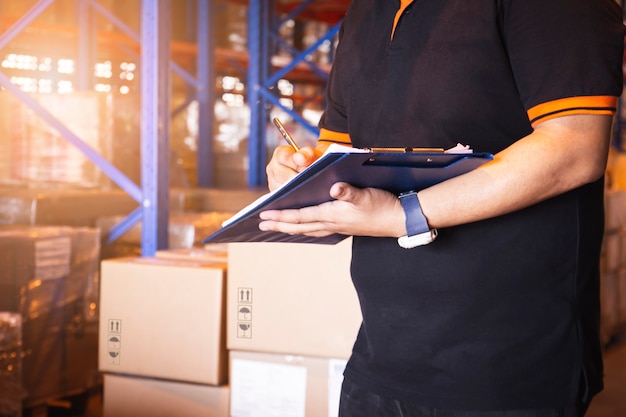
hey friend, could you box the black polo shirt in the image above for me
[318,0,624,411]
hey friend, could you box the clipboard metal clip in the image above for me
[366,147,445,153]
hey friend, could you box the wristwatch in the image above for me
[398,191,438,248]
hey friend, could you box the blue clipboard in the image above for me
[203,149,494,244]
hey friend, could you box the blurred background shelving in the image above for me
[0,0,350,255]
[0,2,624,417]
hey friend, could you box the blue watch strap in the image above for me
[399,191,430,236]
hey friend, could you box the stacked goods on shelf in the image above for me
[0,188,138,228]
[215,0,247,52]
[601,188,626,344]
[0,312,24,417]
[96,211,233,259]
[99,256,229,417]
[96,187,266,258]
[0,92,111,189]
[226,239,362,417]
[0,226,101,407]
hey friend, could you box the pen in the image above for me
[273,118,300,151]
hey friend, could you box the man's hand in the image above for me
[266,145,320,191]
[259,182,407,238]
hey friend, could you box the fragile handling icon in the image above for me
[237,322,252,338]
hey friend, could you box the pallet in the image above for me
[23,386,102,417]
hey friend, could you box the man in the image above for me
[261,1,625,415]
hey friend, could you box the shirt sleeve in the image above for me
[318,128,352,146]
[317,12,352,143]
[499,0,624,127]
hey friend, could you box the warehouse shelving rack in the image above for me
[1,1,624,254]
[245,0,346,186]
[0,0,348,255]
[0,0,216,255]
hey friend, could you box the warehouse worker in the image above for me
[261,0,625,416]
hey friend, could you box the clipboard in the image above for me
[203,146,494,245]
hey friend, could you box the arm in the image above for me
[259,113,613,238]
[420,113,613,229]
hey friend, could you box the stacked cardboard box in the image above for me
[102,373,230,417]
[99,239,360,417]
[226,238,361,417]
[99,256,230,417]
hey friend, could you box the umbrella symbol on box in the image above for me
[238,323,251,338]
[238,306,251,320]
[108,336,121,349]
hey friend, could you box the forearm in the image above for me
[418,114,613,229]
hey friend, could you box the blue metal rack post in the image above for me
[140,0,171,255]
[246,0,271,187]
[246,0,341,187]
[196,0,216,187]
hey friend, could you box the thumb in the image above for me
[330,182,359,202]
[292,147,317,170]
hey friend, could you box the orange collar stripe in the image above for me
[391,0,415,40]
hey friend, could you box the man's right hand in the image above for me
[266,144,323,191]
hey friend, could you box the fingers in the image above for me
[266,145,318,191]
[259,208,334,237]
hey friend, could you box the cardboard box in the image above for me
[103,373,229,417]
[227,239,361,359]
[229,350,347,417]
[99,257,227,385]
[155,244,228,263]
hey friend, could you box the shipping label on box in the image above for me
[229,350,347,417]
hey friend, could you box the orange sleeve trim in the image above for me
[318,128,352,146]
[528,96,617,127]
